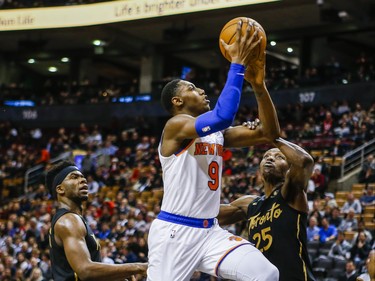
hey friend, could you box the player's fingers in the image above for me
[236,19,243,43]
[244,18,252,40]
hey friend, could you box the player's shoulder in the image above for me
[166,114,195,125]
[55,212,86,234]
[164,114,193,131]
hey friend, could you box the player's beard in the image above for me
[72,194,88,206]
[262,171,284,186]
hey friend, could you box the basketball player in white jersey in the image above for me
[147,19,280,281]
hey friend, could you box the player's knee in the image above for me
[260,263,279,281]
[235,259,278,281]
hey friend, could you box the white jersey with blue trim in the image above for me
[158,131,224,219]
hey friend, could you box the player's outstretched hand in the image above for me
[244,50,266,89]
[220,18,263,66]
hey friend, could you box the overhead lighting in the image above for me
[61,57,69,62]
[48,66,58,72]
[28,58,35,64]
[287,47,293,53]
[92,39,107,46]
[270,41,276,46]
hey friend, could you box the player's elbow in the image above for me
[258,126,280,143]
[74,264,95,281]
[302,153,314,170]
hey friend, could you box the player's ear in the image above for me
[171,96,183,107]
[56,184,64,195]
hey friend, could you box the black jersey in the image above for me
[49,208,101,281]
[247,189,315,281]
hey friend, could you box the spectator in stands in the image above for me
[350,230,372,270]
[299,122,316,139]
[307,216,320,242]
[335,122,351,138]
[87,174,100,194]
[328,230,352,261]
[325,192,338,209]
[351,220,373,248]
[322,111,335,136]
[306,178,316,201]
[360,185,375,207]
[329,206,343,228]
[339,208,359,232]
[81,150,97,175]
[329,138,348,157]
[309,199,324,225]
[358,155,375,184]
[319,217,338,243]
[342,192,363,215]
[311,168,326,198]
[338,260,359,281]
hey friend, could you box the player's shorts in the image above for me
[147,211,254,281]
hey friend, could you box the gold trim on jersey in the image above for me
[297,214,308,281]
[49,228,52,248]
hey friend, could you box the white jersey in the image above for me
[158,131,224,218]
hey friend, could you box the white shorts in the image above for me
[147,218,267,281]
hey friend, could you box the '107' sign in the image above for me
[299,92,315,103]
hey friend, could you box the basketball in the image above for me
[219,17,267,63]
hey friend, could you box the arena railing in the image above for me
[340,138,375,179]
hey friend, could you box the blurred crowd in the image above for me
[0,97,374,280]
[0,52,374,106]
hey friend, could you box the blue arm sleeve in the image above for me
[195,63,245,137]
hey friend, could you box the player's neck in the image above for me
[58,200,83,215]
[264,182,283,197]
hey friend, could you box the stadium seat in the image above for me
[140,191,152,201]
[153,189,164,200]
[307,240,320,250]
[335,191,348,200]
[364,205,375,214]
[314,257,333,270]
[362,214,374,222]
[327,268,344,279]
[351,183,365,192]
[333,258,347,270]
[344,231,356,241]
[364,221,375,230]
[308,248,319,262]
[352,190,363,199]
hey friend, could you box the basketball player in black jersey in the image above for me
[218,137,316,281]
[46,160,147,281]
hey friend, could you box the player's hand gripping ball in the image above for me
[219,17,267,62]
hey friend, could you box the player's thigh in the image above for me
[197,225,252,276]
[147,220,205,281]
[218,243,279,281]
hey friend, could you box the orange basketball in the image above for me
[219,17,267,63]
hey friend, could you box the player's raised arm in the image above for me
[160,20,263,156]
[223,49,280,148]
[273,137,314,213]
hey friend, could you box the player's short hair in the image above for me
[46,160,77,199]
[160,79,181,114]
